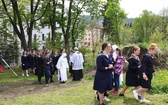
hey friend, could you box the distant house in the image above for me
[83,24,103,48]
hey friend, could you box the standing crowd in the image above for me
[21,47,84,86]
[93,42,158,105]
[21,42,158,105]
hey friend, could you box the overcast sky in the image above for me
[120,0,168,18]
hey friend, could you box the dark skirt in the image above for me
[126,70,140,86]
[69,65,73,74]
[22,65,27,70]
[72,69,83,80]
[93,71,113,93]
[139,73,153,89]
[36,67,44,77]
[45,67,51,77]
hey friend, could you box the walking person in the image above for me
[44,50,52,86]
[36,50,44,84]
[56,53,69,83]
[69,50,74,76]
[133,43,158,103]
[31,50,37,74]
[52,50,59,76]
[93,42,113,105]
[119,46,141,96]
[49,52,54,83]
[21,51,29,76]
[26,51,32,74]
[71,47,84,81]
[112,48,128,95]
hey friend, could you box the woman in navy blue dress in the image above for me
[133,43,158,103]
[93,42,113,105]
[21,51,29,76]
[44,49,52,86]
[119,46,141,96]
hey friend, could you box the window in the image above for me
[42,34,44,41]
[85,38,87,40]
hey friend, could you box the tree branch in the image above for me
[1,0,20,36]
[34,3,49,22]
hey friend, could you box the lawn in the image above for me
[0,67,168,105]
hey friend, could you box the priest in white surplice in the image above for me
[56,53,69,83]
[71,47,84,81]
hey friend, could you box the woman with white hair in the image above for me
[56,53,69,83]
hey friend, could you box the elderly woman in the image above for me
[93,42,114,105]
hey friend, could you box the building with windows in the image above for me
[83,24,103,48]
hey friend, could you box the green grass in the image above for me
[0,68,168,105]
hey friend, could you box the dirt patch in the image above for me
[0,69,96,100]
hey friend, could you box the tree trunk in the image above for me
[50,0,57,48]
[63,0,73,50]
[28,22,33,50]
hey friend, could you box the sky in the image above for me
[120,0,168,18]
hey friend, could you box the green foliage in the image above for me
[133,10,160,43]
[32,41,40,51]
[84,75,94,80]
[120,27,134,44]
[83,63,94,72]
[78,45,87,56]
[105,0,127,44]
[149,31,168,51]
[0,69,168,105]
[137,43,148,49]
[149,69,168,94]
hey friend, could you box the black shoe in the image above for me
[104,92,109,97]
[119,93,125,96]
[95,91,99,101]
[138,95,141,100]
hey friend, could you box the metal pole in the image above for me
[1,59,18,77]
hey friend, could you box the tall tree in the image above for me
[105,0,127,44]
[133,10,159,43]
[1,0,49,50]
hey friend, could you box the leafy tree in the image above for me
[105,0,127,44]
[1,0,49,50]
[133,10,159,43]
[159,7,168,36]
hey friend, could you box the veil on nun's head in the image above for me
[62,53,67,57]
[112,45,118,51]
[59,53,67,61]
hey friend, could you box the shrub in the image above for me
[149,69,168,94]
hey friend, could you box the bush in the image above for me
[137,42,148,49]
[149,69,168,94]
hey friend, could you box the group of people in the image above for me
[93,42,158,105]
[21,47,84,86]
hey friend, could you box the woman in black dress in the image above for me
[52,50,59,76]
[119,46,141,96]
[93,42,113,105]
[133,43,158,103]
[21,51,29,76]
[36,50,44,84]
